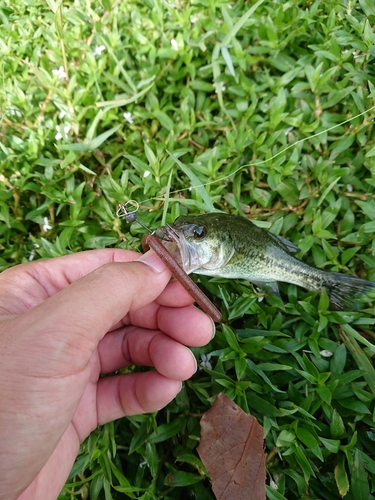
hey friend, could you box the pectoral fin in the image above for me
[268,233,300,254]
[251,280,281,297]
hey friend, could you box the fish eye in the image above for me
[193,225,206,240]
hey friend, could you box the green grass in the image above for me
[1,0,375,498]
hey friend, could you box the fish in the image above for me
[154,212,375,311]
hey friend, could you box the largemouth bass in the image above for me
[155,212,375,311]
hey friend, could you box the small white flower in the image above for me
[347,184,353,193]
[215,82,226,93]
[9,108,22,117]
[123,112,133,124]
[42,217,52,232]
[143,170,151,178]
[269,477,278,490]
[93,45,105,56]
[200,353,212,370]
[58,110,71,120]
[52,66,67,79]
[55,123,71,140]
[171,38,178,50]
[28,244,39,261]
[320,350,333,357]
[63,123,71,135]
[190,14,198,23]
[55,127,63,140]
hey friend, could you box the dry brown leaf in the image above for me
[197,393,266,500]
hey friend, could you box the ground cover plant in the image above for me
[1,0,375,498]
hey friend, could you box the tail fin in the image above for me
[323,272,375,311]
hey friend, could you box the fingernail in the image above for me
[209,317,216,340]
[136,250,167,273]
[189,350,198,373]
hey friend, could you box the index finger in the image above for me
[0,249,140,314]
[3,252,174,376]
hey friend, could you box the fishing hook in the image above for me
[116,200,153,233]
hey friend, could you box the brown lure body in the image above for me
[142,234,222,323]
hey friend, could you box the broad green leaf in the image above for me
[221,0,266,45]
[283,469,306,496]
[316,385,332,405]
[351,450,370,500]
[222,324,241,352]
[144,443,159,478]
[365,144,375,157]
[329,135,355,160]
[221,46,235,77]
[153,110,174,131]
[78,163,97,175]
[335,453,350,497]
[296,427,323,461]
[294,445,314,481]
[96,82,155,109]
[45,0,60,12]
[266,486,288,500]
[330,344,347,375]
[247,393,284,417]
[340,324,375,394]
[163,471,202,487]
[319,437,340,453]
[148,417,186,443]
[166,150,215,212]
[330,409,346,439]
[86,124,121,151]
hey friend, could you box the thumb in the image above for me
[15,250,172,370]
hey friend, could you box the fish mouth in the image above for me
[154,225,201,274]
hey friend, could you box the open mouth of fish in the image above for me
[154,225,201,274]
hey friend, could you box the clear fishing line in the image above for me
[139,104,375,205]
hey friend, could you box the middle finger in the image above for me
[98,326,198,380]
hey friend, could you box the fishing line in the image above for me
[137,104,375,205]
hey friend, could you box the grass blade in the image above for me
[166,150,216,212]
[161,170,173,226]
[221,0,266,45]
[340,324,375,395]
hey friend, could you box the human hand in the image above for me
[0,249,215,500]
